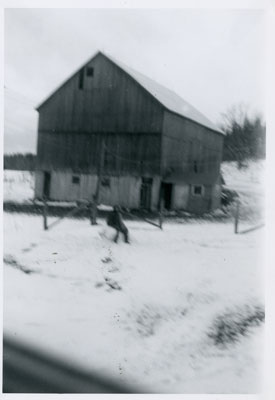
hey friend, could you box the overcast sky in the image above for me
[4,7,266,154]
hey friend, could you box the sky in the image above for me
[4,7,266,154]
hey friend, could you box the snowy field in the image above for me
[4,215,264,393]
[3,162,265,393]
[221,160,265,222]
[3,170,35,203]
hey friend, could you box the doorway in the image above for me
[161,182,173,210]
[43,171,51,199]
[140,177,153,209]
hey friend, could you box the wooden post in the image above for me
[158,183,164,230]
[90,198,97,225]
[159,199,164,230]
[234,199,240,234]
[89,201,93,225]
[43,198,48,230]
[92,137,105,225]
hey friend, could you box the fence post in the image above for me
[43,199,48,231]
[90,199,97,226]
[159,199,164,230]
[234,198,240,234]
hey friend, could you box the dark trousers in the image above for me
[114,226,129,243]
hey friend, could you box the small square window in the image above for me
[142,177,153,184]
[86,67,94,77]
[102,177,110,187]
[191,185,204,196]
[72,175,80,184]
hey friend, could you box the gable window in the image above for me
[79,69,84,89]
[191,185,204,196]
[72,175,80,184]
[86,67,94,77]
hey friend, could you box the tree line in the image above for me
[219,104,266,165]
[4,153,36,171]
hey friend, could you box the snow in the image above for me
[221,160,265,222]
[3,214,264,393]
[3,162,265,393]
[4,170,35,203]
[221,160,265,191]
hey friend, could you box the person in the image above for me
[107,206,129,243]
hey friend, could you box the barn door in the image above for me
[140,177,153,209]
[43,171,51,199]
[161,182,173,210]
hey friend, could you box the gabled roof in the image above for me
[107,54,223,134]
[37,51,224,135]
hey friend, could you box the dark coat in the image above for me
[107,210,128,233]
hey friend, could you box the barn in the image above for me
[35,51,224,214]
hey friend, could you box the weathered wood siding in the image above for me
[162,111,224,213]
[35,172,161,209]
[37,132,160,176]
[34,171,44,198]
[162,110,224,184]
[172,184,189,209]
[186,184,213,213]
[36,53,163,174]
[166,182,221,212]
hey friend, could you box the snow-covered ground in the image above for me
[4,214,264,393]
[3,162,265,393]
[3,170,35,203]
[221,160,265,222]
[221,160,265,192]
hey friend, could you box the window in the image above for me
[72,175,80,184]
[102,177,110,187]
[191,185,204,196]
[142,177,153,184]
[86,67,94,77]
[79,69,84,89]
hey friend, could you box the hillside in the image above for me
[221,160,265,222]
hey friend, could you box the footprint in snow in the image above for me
[22,243,37,253]
[104,276,122,291]
[101,256,112,264]
[108,265,119,273]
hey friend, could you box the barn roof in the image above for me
[107,54,223,134]
[37,51,224,134]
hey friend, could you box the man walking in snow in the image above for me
[107,206,129,243]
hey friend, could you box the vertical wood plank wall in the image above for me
[36,53,163,176]
[35,172,161,210]
[162,111,224,213]
[162,110,223,182]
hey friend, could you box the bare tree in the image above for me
[219,104,265,167]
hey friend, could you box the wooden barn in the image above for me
[35,51,224,214]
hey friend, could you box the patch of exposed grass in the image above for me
[208,304,265,346]
[136,306,162,337]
